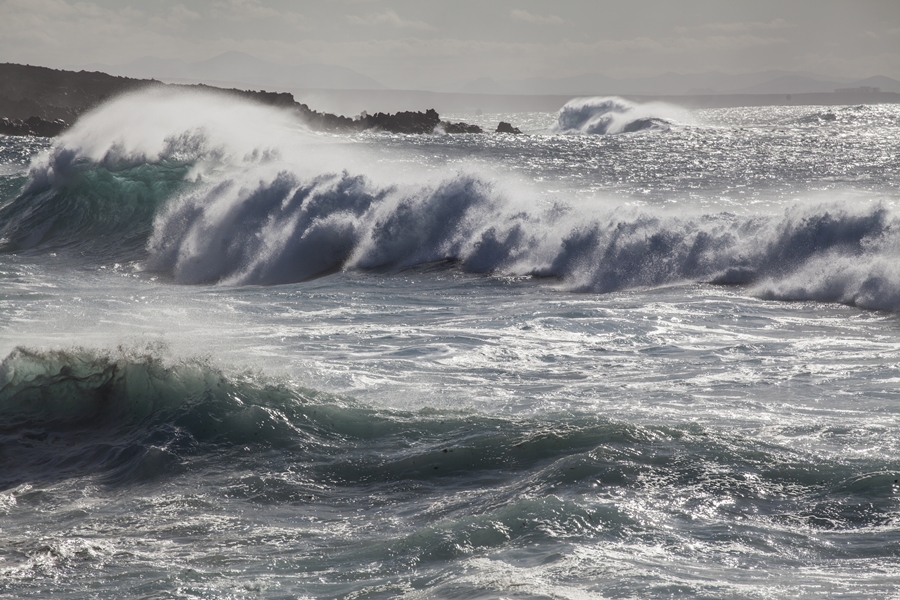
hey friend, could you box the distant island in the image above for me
[0,63,498,138]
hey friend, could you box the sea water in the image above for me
[1,90,900,598]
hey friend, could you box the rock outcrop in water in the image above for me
[442,121,484,134]
[298,106,483,134]
[0,63,486,138]
[496,121,522,134]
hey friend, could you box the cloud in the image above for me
[171,4,201,22]
[510,9,563,25]
[0,0,144,50]
[272,31,801,88]
[0,0,896,91]
[347,9,435,31]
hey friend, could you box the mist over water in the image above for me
[2,90,900,598]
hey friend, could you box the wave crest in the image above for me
[146,163,900,312]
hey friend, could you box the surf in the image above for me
[5,89,900,313]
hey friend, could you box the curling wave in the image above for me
[0,160,189,258]
[147,163,900,311]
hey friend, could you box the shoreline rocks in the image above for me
[442,121,483,134]
[0,116,68,137]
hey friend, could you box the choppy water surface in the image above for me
[1,93,900,598]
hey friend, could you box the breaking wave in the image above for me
[5,89,900,311]
[552,96,686,134]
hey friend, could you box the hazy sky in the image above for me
[1,0,898,89]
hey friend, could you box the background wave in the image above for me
[552,96,689,134]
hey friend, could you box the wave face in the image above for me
[2,345,896,518]
[145,171,509,285]
[148,166,900,311]
[4,89,900,311]
[553,96,682,134]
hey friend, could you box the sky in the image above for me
[1,0,898,90]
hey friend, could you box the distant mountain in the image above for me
[614,71,845,95]
[82,51,384,91]
[503,73,619,95]
[455,70,867,97]
[733,75,843,94]
[847,76,900,93]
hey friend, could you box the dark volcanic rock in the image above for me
[0,63,155,122]
[0,63,482,137]
[293,107,460,135]
[0,116,67,137]
[496,121,522,134]
[360,108,441,134]
[296,104,356,131]
[441,121,483,134]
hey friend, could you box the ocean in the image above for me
[1,89,899,598]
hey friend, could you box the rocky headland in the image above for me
[0,63,518,138]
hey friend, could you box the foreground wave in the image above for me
[3,89,900,311]
[6,345,899,596]
[2,345,898,531]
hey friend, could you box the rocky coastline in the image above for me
[0,116,68,137]
[0,63,522,138]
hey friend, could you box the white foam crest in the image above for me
[23,87,329,192]
[553,96,693,135]
[754,233,900,311]
[144,147,900,308]
[145,169,550,285]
